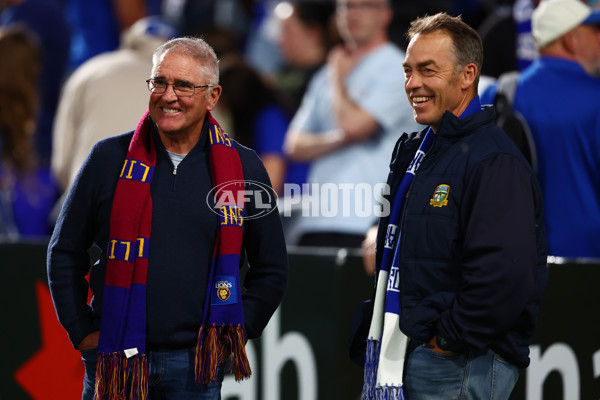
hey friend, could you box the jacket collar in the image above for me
[435,102,496,140]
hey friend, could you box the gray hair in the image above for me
[152,37,219,85]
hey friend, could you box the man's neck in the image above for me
[539,45,577,64]
[158,127,204,155]
[345,35,388,59]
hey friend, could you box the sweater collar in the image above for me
[149,114,211,157]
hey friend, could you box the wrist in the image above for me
[326,128,346,145]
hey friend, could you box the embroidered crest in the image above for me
[212,276,238,305]
[217,285,231,301]
[430,184,450,207]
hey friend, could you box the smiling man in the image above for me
[357,13,548,400]
[48,37,288,400]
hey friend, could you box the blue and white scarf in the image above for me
[362,98,482,399]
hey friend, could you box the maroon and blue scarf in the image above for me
[94,110,250,400]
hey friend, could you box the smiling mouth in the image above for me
[162,107,181,114]
[412,97,432,104]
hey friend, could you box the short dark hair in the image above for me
[406,13,483,89]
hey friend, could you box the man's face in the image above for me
[148,51,221,139]
[574,24,600,78]
[335,0,390,46]
[403,31,470,131]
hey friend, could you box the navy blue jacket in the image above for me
[375,106,548,368]
[48,116,288,350]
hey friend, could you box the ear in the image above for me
[556,30,575,54]
[461,62,478,90]
[206,85,222,111]
[561,29,578,55]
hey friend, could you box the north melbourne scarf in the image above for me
[362,98,482,399]
[94,111,250,400]
[362,127,434,400]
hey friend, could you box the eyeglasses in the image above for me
[146,78,213,97]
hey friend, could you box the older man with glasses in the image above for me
[48,37,288,400]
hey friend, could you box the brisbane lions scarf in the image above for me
[94,111,250,400]
[363,98,482,400]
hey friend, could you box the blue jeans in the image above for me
[403,345,519,400]
[82,348,224,400]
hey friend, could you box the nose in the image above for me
[161,84,178,101]
[405,72,421,91]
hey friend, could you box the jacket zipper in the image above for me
[171,164,177,191]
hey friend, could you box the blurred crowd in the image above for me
[0,0,598,260]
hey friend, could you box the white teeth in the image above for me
[162,108,180,114]
[412,97,431,103]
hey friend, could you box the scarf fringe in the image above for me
[195,323,252,384]
[93,352,148,400]
[374,385,406,400]
[362,337,381,400]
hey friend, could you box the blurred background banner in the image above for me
[1,241,599,400]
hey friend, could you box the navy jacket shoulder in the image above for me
[375,106,547,368]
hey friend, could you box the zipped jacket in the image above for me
[375,106,548,368]
[48,117,288,350]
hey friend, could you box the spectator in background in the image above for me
[161,0,217,36]
[162,0,251,42]
[274,1,337,112]
[216,56,307,194]
[0,25,59,239]
[51,16,177,195]
[511,0,600,258]
[65,0,160,71]
[284,0,421,248]
[0,0,70,166]
[478,0,539,79]
[244,0,286,81]
[198,24,242,59]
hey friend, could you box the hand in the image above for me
[327,45,358,83]
[78,331,100,351]
[362,225,378,277]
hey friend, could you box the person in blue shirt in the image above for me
[0,0,70,165]
[0,24,59,239]
[511,0,600,258]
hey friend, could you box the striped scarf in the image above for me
[362,98,482,399]
[94,111,250,400]
[362,127,434,400]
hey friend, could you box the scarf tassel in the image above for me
[362,337,381,400]
[195,323,252,384]
[94,352,148,400]
[375,385,406,400]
